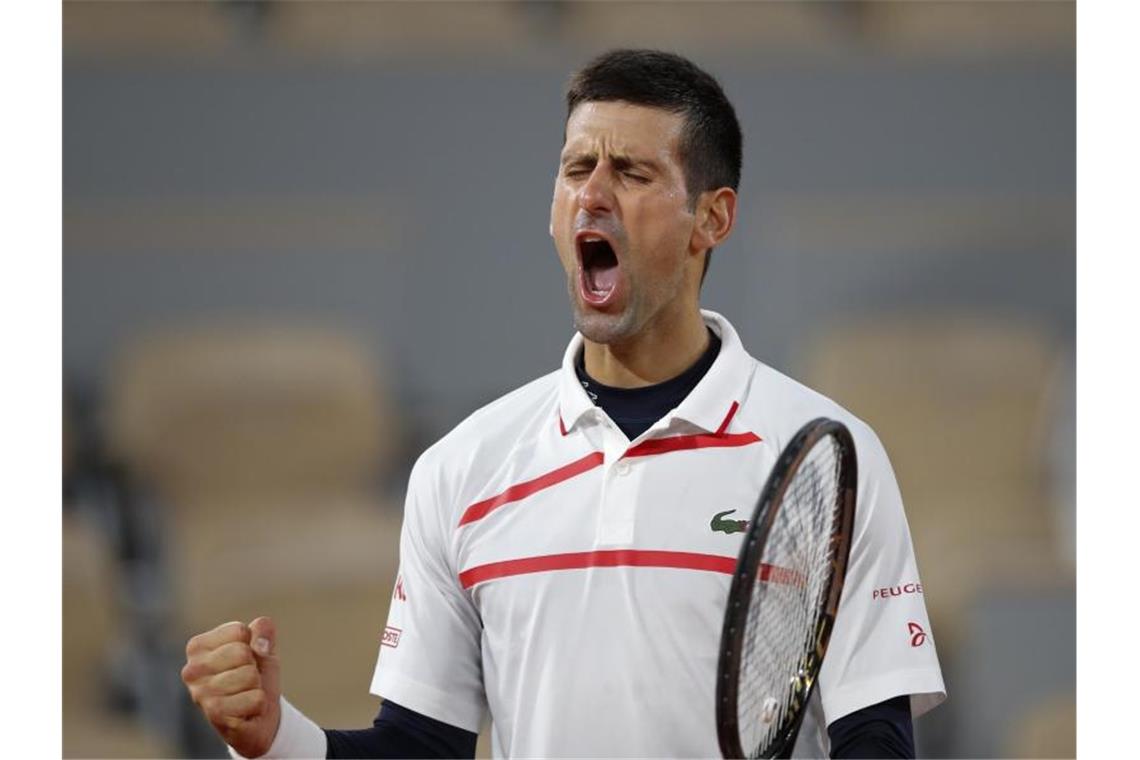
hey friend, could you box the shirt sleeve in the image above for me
[325,700,478,759]
[817,425,946,724]
[369,454,487,732]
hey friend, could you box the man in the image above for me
[182,50,945,758]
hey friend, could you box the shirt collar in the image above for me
[557,309,755,436]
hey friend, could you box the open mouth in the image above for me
[577,234,620,304]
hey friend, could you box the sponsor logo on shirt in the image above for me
[393,574,407,602]
[907,621,927,647]
[872,582,923,600]
[381,626,402,648]
[710,509,749,534]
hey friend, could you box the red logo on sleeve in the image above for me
[872,582,923,601]
[381,626,402,648]
[393,575,406,602]
[907,621,927,647]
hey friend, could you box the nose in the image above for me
[578,164,615,215]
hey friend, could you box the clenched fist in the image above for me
[182,617,282,759]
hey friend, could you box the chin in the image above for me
[571,305,640,345]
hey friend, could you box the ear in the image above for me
[690,187,737,254]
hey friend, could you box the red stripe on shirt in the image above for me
[457,452,605,527]
[458,549,800,589]
[459,549,736,588]
[758,562,807,588]
[625,431,761,458]
[715,401,740,436]
[460,403,760,527]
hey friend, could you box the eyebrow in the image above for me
[612,155,661,174]
[560,151,595,168]
[560,151,662,174]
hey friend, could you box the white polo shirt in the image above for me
[371,310,945,758]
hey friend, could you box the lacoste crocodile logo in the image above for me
[710,509,749,535]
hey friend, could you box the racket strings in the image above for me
[737,438,843,757]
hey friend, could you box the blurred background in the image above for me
[62,1,1075,757]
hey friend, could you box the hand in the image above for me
[181,617,283,758]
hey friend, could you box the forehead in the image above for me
[562,101,685,160]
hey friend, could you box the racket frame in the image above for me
[715,417,857,759]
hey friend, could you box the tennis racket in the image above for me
[716,417,857,759]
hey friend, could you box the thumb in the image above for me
[248,616,281,699]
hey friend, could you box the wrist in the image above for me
[228,696,327,759]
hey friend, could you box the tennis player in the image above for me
[181,49,945,758]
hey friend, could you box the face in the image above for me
[550,101,703,345]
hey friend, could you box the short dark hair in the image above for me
[565,49,743,283]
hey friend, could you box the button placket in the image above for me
[596,431,637,546]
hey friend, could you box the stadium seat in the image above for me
[105,325,403,728]
[799,314,1072,651]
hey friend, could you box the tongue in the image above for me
[590,263,619,293]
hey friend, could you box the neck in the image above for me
[582,307,710,388]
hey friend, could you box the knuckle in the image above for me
[211,663,257,694]
[217,641,252,667]
[238,663,261,689]
[225,620,251,642]
[180,662,195,684]
[200,695,221,718]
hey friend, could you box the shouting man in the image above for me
[182,49,945,759]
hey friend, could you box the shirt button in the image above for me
[615,460,631,476]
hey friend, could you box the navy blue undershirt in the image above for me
[573,328,721,439]
[326,331,913,758]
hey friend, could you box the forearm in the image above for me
[325,700,477,759]
[828,695,914,759]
